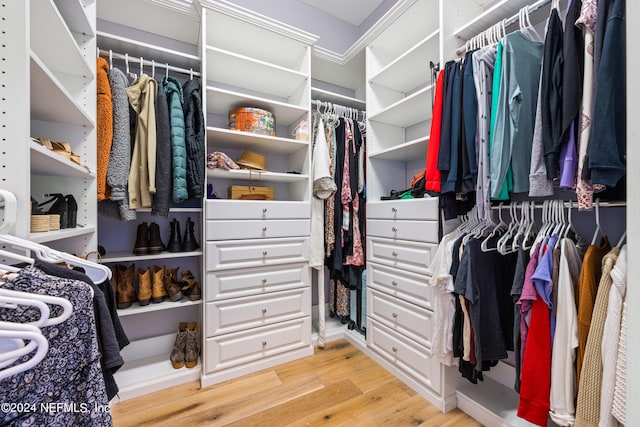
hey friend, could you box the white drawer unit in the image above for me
[367,198,439,221]
[206,200,310,220]
[367,262,434,310]
[367,318,441,394]
[367,236,436,275]
[206,219,310,241]
[206,237,309,271]
[205,317,311,373]
[206,262,309,301]
[367,219,439,242]
[367,287,433,348]
[206,287,311,335]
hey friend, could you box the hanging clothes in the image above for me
[425,69,445,192]
[96,58,113,203]
[152,82,172,217]
[182,78,206,199]
[162,76,188,203]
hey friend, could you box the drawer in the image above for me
[367,198,439,220]
[367,288,433,348]
[367,219,438,243]
[206,263,310,301]
[206,219,309,240]
[367,263,433,310]
[205,317,311,373]
[206,200,310,220]
[206,237,309,271]
[367,236,436,275]
[367,318,441,393]
[206,287,311,336]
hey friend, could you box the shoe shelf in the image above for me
[30,226,96,244]
[30,138,96,178]
[101,250,203,263]
[117,299,202,318]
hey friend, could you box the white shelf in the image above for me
[101,250,203,263]
[30,139,95,178]
[311,87,366,110]
[30,0,91,78]
[30,52,95,127]
[370,30,440,93]
[206,46,308,100]
[207,86,308,127]
[207,168,308,183]
[207,127,308,155]
[117,299,202,317]
[369,84,434,128]
[30,226,96,244]
[454,0,535,41]
[369,136,430,161]
[96,31,201,71]
[54,0,94,36]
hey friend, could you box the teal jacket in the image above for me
[161,76,188,203]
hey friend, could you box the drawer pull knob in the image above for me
[392,346,398,353]
[392,312,398,319]
[262,251,268,256]
[392,207,397,213]
[262,341,267,347]
[262,227,267,232]
[262,278,267,285]
[392,251,398,257]
[262,308,267,314]
[392,227,397,232]
[392,281,398,286]
[262,208,268,213]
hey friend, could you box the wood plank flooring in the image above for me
[110,339,482,427]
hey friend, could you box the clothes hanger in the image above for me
[590,198,605,245]
[521,5,542,42]
[616,231,626,248]
[190,68,194,80]
[125,53,137,80]
[0,322,48,381]
[481,203,508,252]
[0,288,73,326]
[151,59,155,79]
[166,63,170,80]
[522,201,537,250]
[109,50,113,69]
[0,293,50,328]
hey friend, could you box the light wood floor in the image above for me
[110,339,482,427]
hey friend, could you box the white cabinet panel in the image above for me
[206,288,311,336]
[205,317,311,373]
[367,236,436,275]
[367,318,441,393]
[367,262,433,310]
[206,200,310,220]
[206,262,309,301]
[367,198,439,220]
[206,219,310,241]
[367,219,438,242]
[367,288,433,348]
[206,237,309,271]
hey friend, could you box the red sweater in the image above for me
[424,69,444,192]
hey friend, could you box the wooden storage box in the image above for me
[228,185,274,200]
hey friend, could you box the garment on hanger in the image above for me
[425,69,445,192]
[161,76,188,204]
[182,78,206,199]
[97,58,114,203]
[152,80,173,217]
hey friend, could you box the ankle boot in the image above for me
[181,269,202,301]
[138,267,152,306]
[133,222,149,255]
[182,217,199,252]
[167,219,183,252]
[185,322,200,368]
[148,222,165,254]
[170,322,188,369]
[164,266,183,302]
[116,264,136,309]
[109,264,119,299]
[151,265,168,303]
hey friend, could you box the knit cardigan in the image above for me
[152,83,172,217]
[182,78,205,199]
[96,58,113,202]
[161,77,188,203]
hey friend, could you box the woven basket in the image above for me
[31,215,50,233]
[48,214,60,231]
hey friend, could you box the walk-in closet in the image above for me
[0,0,636,425]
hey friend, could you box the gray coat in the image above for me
[152,83,172,217]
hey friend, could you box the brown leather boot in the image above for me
[116,264,136,309]
[170,322,188,369]
[164,266,183,302]
[151,265,168,303]
[181,270,202,301]
[148,222,165,254]
[185,322,199,368]
[133,222,149,255]
[138,267,152,306]
[109,264,118,299]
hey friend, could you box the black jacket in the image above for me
[153,83,172,217]
[182,79,206,199]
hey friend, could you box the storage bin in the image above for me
[229,107,275,136]
[228,185,274,200]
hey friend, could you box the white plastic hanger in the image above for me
[165,63,170,80]
[590,199,605,245]
[109,50,113,69]
[151,59,155,79]
[0,322,48,381]
[616,231,626,248]
[0,288,72,326]
[0,295,49,369]
[140,56,144,76]
[0,293,50,328]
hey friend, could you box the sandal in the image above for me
[38,193,69,229]
[35,137,89,171]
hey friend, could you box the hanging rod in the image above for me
[97,48,201,78]
[489,200,626,209]
[455,0,552,56]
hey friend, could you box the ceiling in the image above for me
[298,0,386,26]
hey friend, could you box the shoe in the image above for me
[185,322,199,368]
[170,322,188,369]
[38,193,68,229]
[109,264,118,299]
[116,263,137,309]
[164,266,183,302]
[148,222,165,254]
[138,267,152,306]
[181,269,201,301]
[65,194,78,228]
[133,222,149,255]
[167,219,183,252]
[182,217,199,251]
[151,265,168,303]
